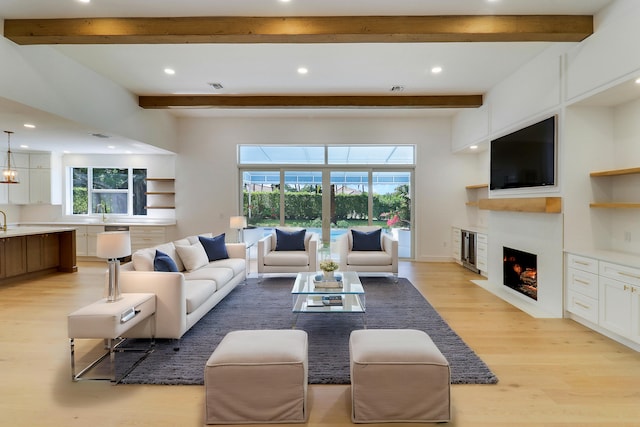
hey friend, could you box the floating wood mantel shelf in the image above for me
[478,197,562,213]
[465,184,489,189]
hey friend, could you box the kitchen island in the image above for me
[1,226,77,285]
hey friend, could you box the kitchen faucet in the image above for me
[96,202,107,223]
[0,210,6,231]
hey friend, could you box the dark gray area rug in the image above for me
[117,277,498,385]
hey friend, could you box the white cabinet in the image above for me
[8,168,30,204]
[130,226,166,252]
[1,152,29,204]
[0,181,7,204]
[29,154,51,169]
[85,226,103,257]
[565,252,640,348]
[75,225,168,257]
[476,233,488,276]
[75,225,103,257]
[566,254,599,324]
[0,152,60,205]
[598,261,640,343]
[452,227,461,263]
[599,276,633,338]
[74,226,88,256]
[28,152,61,205]
[29,168,51,204]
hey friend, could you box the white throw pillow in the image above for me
[175,242,209,272]
[132,247,155,271]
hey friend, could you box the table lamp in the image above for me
[229,215,247,243]
[96,231,131,302]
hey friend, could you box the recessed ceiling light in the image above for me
[431,66,443,74]
[280,0,291,2]
[63,150,71,154]
[23,123,36,128]
[107,145,116,149]
[470,145,478,150]
[164,68,176,75]
[20,145,29,149]
[635,77,640,84]
[77,0,90,3]
[297,67,308,75]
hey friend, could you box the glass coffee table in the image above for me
[291,271,366,328]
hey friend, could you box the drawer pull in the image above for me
[618,271,640,280]
[574,278,590,286]
[574,301,590,310]
[574,260,591,266]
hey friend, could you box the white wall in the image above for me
[0,20,178,153]
[563,106,615,252]
[175,116,476,260]
[609,98,640,253]
[566,0,640,103]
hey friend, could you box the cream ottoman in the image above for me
[205,329,308,424]
[349,329,451,423]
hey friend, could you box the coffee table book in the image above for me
[312,273,343,289]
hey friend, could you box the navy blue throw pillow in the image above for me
[154,250,179,272]
[351,229,382,251]
[199,234,229,261]
[275,229,306,251]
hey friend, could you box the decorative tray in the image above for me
[313,273,343,288]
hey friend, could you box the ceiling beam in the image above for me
[138,95,483,109]
[4,15,593,45]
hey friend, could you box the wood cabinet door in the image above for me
[43,233,60,269]
[5,236,27,277]
[0,239,5,278]
[26,235,43,272]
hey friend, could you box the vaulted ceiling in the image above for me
[0,0,614,153]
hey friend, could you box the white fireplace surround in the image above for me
[472,211,564,318]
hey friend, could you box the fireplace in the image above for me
[503,247,537,300]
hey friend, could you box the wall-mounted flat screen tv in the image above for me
[490,116,556,190]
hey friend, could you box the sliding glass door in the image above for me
[239,145,415,258]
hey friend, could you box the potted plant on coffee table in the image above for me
[319,259,339,281]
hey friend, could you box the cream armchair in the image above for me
[257,227,319,277]
[338,226,398,281]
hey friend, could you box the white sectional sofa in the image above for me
[111,233,246,340]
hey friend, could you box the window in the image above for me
[239,145,415,166]
[70,167,147,216]
[238,144,414,257]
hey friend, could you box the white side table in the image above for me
[67,293,156,382]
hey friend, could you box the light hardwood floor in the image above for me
[1,261,639,427]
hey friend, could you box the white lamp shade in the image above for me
[96,231,131,259]
[229,216,247,229]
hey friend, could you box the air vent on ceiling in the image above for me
[208,82,224,90]
[90,133,110,138]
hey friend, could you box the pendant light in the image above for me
[2,130,19,184]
